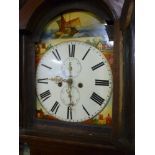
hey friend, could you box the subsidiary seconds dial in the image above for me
[36,41,113,122]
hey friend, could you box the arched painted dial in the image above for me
[36,41,113,122]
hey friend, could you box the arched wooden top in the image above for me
[20,0,44,29]
[20,0,124,30]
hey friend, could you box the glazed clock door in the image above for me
[36,41,113,122]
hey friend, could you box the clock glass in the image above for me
[35,11,114,126]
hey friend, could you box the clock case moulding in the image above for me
[19,0,134,154]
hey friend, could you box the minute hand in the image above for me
[68,61,74,106]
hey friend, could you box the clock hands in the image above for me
[67,61,74,107]
[49,75,74,107]
[48,60,76,108]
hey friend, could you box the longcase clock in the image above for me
[20,0,135,154]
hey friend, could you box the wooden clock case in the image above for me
[19,0,135,154]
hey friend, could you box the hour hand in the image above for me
[49,76,67,83]
[49,76,73,84]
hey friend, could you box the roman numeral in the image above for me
[52,49,61,61]
[41,64,52,69]
[51,101,60,114]
[69,44,75,57]
[95,80,109,86]
[82,48,91,60]
[82,105,90,116]
[37,78,48,84]
[90,92,104,106]
[91,62,104,71]
[40,90,51,102]
[67,106,72,120]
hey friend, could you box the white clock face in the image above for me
[36,41,113,122]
